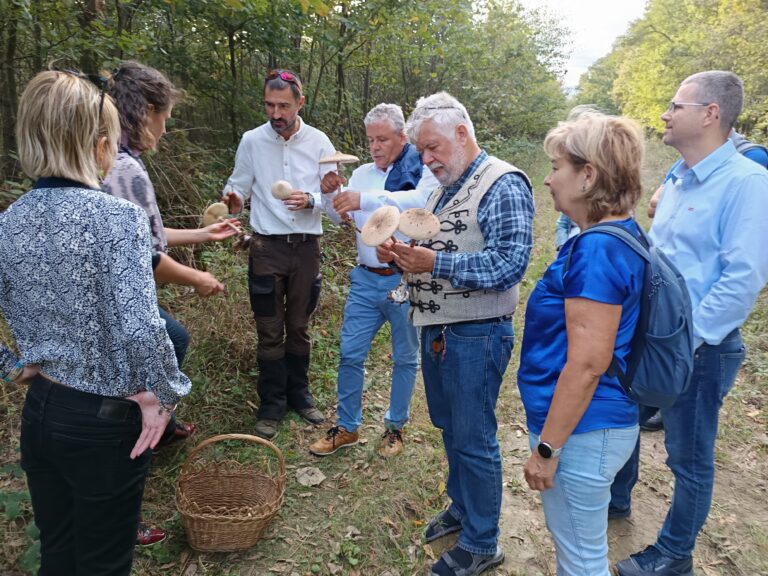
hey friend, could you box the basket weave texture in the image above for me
[175,433,286,552]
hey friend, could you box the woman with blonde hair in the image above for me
[0,70,189,575]
[517,110,645,575]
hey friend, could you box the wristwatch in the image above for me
[537,441,562,459]
[305,193,315,209]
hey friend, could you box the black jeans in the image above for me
[20,376,152,576]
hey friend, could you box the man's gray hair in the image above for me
[364,103,406,134]
[682,71,743,133]
[406,92,475,143]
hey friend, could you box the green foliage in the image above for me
[575,0,768,140]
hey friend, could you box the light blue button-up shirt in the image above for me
[650,140,768,348]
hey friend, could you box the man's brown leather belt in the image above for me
[359,264,397,276]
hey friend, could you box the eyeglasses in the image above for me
[57,68,109,120]
[265,69,302,92]
[666,101,710,113]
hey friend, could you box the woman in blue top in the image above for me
[517,110,645,575]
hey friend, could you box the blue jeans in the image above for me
[530,427,638,576]
[20,377,151,575]
[421,318,514,555]
[610,329,745,559]
[337,266,418,432]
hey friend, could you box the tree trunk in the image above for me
[0,7,19,181]
[228,28,238,145]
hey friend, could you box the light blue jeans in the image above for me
[336,266,419,432]
[530,426,639,575]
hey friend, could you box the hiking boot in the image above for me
[425,508,462,543]
[615,545,694,576]
[309,426,359,456]
[640,411,664,432]
[608,505,632,520]
[136,523,166,547]
[431,545,505,576]
[378,428,404,457]
[254,418,280,439]
[296,406,325,425]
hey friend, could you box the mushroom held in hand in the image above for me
[271,179,293,200]
[202,202,230,227]
[397,208,441,242]
[360,205,400,247]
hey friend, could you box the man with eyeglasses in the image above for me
[376,92,534,576]
[613,71,768,576]
[222,69,335,439]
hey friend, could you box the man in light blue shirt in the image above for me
[309,103,438,458]
[615,71,768,576]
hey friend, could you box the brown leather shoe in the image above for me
[309,425,359,456]
[378,428,404,457]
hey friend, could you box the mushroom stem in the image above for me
[218,218,241,234]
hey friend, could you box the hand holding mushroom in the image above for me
[321,172,346,194]
[272,179,312,211]
[332,191,361,218]
[202,202,250,251]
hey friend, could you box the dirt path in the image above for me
[487,397,768,576]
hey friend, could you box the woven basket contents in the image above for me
[175,434,286,552]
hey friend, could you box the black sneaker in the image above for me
[640,411,664,432]
[616,545,694,575]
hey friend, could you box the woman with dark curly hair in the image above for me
[101,60,239,545]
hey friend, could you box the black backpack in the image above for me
[565,222,694,408]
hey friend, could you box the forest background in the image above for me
[1,0,767,575]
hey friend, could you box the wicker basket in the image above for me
[175,433,286,552]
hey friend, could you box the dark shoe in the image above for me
[136,523,166,547]
[296,406,325,425]
[254,418,280,439]
[608,505,632,519]
[615,545,694,576]
[309,425,359,456]
[378,428,404,457]
[156,421,196,448]
[431,545,505,576]
[425,508,462,543]
[641,411,664,432]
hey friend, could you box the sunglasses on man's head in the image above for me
[265,69,302,91]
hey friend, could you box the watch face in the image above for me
[537,442,553,459]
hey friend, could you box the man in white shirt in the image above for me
[222,69,335,439]
[308,103,437,457]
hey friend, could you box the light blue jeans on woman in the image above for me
[530,425,639,575]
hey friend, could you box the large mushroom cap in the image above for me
[318,152,359,165]
[202,202,229,227]
[271,180,293,200]
[398,208,441,241]
[360,205,400,246]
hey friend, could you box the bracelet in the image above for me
[1,361,25,383]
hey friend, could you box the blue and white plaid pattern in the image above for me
[433,151,534,290]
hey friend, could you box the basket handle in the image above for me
[180,433,286,479]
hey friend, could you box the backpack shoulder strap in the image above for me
[563,221,651,392]
[564,221,650,274]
